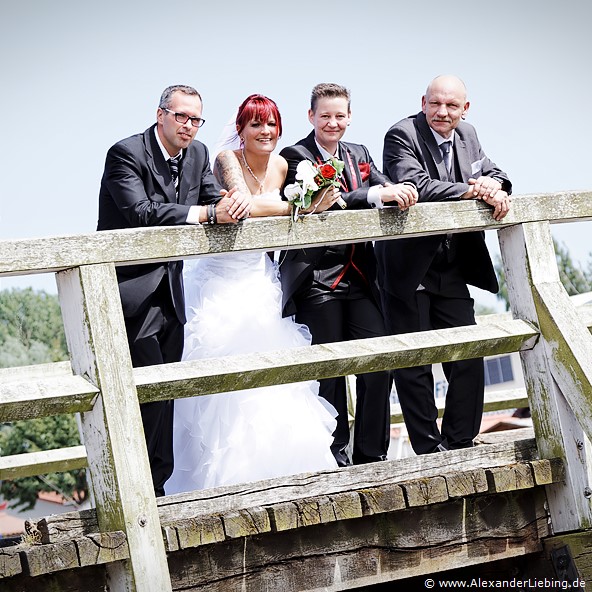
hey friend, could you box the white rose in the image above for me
[284,183,303,200]
[295,160,319,192]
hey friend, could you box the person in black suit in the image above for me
[97,84,250,495]
[280,83,418,466]
[376,74,512,455]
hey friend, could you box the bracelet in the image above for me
[207,204,217,225]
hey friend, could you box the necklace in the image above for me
[241,149,267,194]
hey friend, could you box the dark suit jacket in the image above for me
[279,131,389,316]
[97,125,221,323]
[376,111,512,300]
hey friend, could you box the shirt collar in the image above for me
[153,125,183,162]
[430,128,455,148]
[314,137,339,161]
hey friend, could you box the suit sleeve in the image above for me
[383,124,468,202]
[101,142,196,227]
[384,123,512,202]
[341,146,389,209]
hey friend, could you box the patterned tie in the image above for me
[169,156,180,189]
[439,141,452,174]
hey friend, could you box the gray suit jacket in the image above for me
[376,112,512,299]
[97,125,221,322]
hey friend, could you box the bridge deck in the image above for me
[1,429,566,591]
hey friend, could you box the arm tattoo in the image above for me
[214,151,251,194]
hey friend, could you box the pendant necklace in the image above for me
[241,149,267,194]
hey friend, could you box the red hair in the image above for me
[236,94,282,138]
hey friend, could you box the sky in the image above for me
[1,0,591,311]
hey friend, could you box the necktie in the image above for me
[440,141,452,173]
[169,156,180,188]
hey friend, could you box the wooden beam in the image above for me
[1,191,592,276]
[0,374,98,421]
[0,445,87,480]
[499,221,592,533]
[56,264,172,591]
[134,319,538,403]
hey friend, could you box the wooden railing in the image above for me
[1,190,592,590]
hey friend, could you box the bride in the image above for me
[165,94,340,493]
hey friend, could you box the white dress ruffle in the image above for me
[166,195,338,493]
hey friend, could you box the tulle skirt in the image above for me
[165,252,337,493]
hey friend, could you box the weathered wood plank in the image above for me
[165,489,550,590]
[486,463,536,492]
[0,546,22,578]
[75,531,129,567]
[2,192,591,276]
[402,476,449,507]
[543,530,592,582]
[0,361,72,383]
[158,437,542,524]
[445,468,489,497]
[23,540,79,577]
[38,437,548,544]
[134,319,538,403]
[530,458,566,486]
[0,374,98,422]
[499,221,592,532]
[56,264,172,591]
[222,507,271,539]
[0,446,87,480]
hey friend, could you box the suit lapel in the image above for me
[178,147,194,205]
[454,133,472,183]
[339,143,361,191]
[417,112,449,181]
[145,126,177,203]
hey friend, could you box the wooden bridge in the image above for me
[1,191,592,590]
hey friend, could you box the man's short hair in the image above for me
[159,85,202,109]
[310,83,351,112]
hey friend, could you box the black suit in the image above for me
[97,125,221,494]
[280,131,392,466]
[376,112,512,454]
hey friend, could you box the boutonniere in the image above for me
[284,157,347,220]
[358,162,371,182]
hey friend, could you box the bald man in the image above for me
[375,75,512,454]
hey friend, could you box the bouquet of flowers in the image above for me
[284,157,346,219]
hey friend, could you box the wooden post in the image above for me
[499,221,592,532]
[56,263,172,591]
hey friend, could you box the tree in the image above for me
[0,416,87,511]
[0,288,67,362]
[0,288,88,510]
[494,239,592,310]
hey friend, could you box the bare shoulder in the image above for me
[271,153,288,175]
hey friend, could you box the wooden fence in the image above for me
[1,190,592,589]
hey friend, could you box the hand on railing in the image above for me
[464,176,511,221]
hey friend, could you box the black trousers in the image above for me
[295,296,391,466]
[124,276,184,496]
[381,286,484,454]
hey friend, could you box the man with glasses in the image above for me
[97,84,250,496]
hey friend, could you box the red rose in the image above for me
[318,163,337,180]
[358,162,371,182]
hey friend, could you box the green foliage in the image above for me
[0,416,86,511]
[0,288,87,510]
[0,288,68,365]
[495,239,592,310]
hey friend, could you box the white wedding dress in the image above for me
[165,192,338,493]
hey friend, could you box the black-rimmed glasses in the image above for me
[162,108,205,128]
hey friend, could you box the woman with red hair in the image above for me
[166,95,339,494]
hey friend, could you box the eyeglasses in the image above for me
[161,108,205,128]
